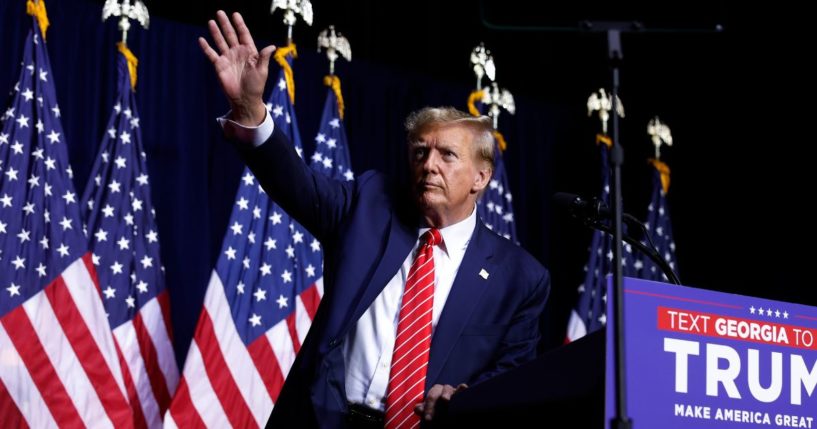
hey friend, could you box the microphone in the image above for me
[552,191,681,285]
[553,192,611,221]
[553,192,643,229]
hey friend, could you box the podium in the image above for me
[439,329,605,427]
[438,278,817,428]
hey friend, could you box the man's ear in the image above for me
[471,165,492,194]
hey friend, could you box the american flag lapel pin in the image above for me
[479,269,489,280]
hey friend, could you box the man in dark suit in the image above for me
[200,11,550,429]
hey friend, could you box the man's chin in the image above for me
[416,194,443,212]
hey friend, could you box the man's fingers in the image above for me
[258,45,276,72]
[232,12,256,51]
[198,37,220,64]
[422,385,443,420]
[440,385,456,401]
[207,19,229,54]
[216,10,239,48]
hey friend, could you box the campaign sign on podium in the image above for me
[606,277,817,428]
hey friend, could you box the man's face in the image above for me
[409,123,490,226]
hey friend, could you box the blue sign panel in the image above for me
[607,277,817,428]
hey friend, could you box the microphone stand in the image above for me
[585,219,681,285]
[603,23,632,429]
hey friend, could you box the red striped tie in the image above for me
[384,228,442,429]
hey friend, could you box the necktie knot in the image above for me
[422,228,442,247]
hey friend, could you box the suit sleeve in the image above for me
[234,125,354,242]
[472,268,551,385]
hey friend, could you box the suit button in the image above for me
[329,338,340,347]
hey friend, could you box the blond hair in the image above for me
[405,106,495,168]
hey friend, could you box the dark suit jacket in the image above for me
[237,126,550,429]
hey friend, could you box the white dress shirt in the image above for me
[343,209,476,410]
[217,110,275,147]
[219,111,477,411]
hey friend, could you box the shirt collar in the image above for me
[418,205,477,257]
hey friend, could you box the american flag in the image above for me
[480,147,517,242]
[635,159,679,282]
[468,92,517,241]
[310,76,354,182]
[0,14,134,428]
[166,52,353,428]
[80,45,179,428]
[565,141,636,342]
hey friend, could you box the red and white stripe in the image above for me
[0,254,134,428]
[165,270,323,427]
[565,309,588,343]
[112,289,179,428]
[385,229,439,429]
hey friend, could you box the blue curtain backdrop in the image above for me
[0,0,564,364]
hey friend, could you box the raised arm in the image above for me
[199,11,355,242]
[198,11,275,127]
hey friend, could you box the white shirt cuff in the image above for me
[217,110,275,147]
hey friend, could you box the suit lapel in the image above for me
[426,223,494,387]
[345,211,415,333]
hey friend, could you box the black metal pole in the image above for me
[608,28,632,429]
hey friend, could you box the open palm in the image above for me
[199,11,275,125]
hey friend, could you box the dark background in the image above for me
[1,0,812,362]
